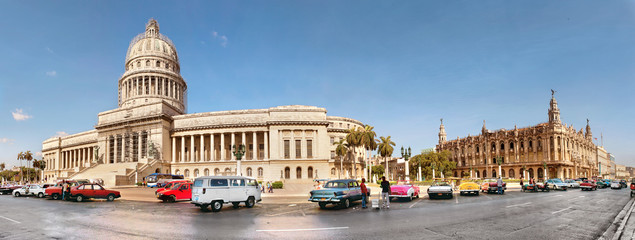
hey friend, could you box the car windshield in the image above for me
[551,179,563,183]
[324,181,347,188]
[433,182,450,186]
[171,183,183,190]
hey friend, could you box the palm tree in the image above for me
[377,136,395,180]
[333,139,348,179]
[17,152,24,183]
[0,162,5,171]
[23,151,33,183]
[360,125,377,180]
[33,159,46,182]
[345,127,362,179]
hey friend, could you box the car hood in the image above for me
[428,186,452,191]
[391,185,412,191]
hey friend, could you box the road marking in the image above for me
[256,227,349,232]
[552,207,573,214]
[409,200,419,208]
[0,216,20,224]
[266,210,301,217]
[506,202,532,208]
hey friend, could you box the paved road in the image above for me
[0,187,631,240]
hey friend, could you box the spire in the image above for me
[548,89,561,125]
[145,18,159,37]
[438,118,447,144]
[482,120,487,134]
[585,118,592,140]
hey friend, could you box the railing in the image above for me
[67,162,101,179]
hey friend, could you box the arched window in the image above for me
[296,167,302,179]
[194,169,199,177]
[501,169,505,178]
[214,168,220,176]
[476,146,480,153]
[224,168,231,174]
[166,63,170,69]
[509,169,515,178]
[155,168,160,173]
[247,167,253,177]
[204,168,209,176]
[528,168,534,179]
[137,61,140,67]
[537,168,544,179]
[175,169,181,175]
[492,170,497,178]
[510,141,514,149]
[491,143,496,151]
[156,61,161,67]
[284,167,290,179]
[146,60,150,66]
[500,142,505,150]
[184,169,190,177]
[258,167,263,177]
[331,168,336,176]
[308,166,313,179]
[483,170,487,178]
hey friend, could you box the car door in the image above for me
[208,178,229,202]
[229,179,247,202]
[93,184,108,198]
[176,183,190,200]
[246,179,261,200]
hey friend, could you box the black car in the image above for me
[0,186,22,195]
[620,180,628,189]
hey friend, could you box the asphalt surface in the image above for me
[0,187,631,240]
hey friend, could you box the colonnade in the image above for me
[105,131,148,164]
[119,75,184,103]
[171,131,269,163]
[57,146,95,170]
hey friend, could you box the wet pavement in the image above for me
[0,187,632,239]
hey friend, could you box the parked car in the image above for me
[603,179,612,187]
[481,179,506,194]
[155,180,189,196]
[428,181,453,199]
[13,184,47,198]
[70,183,121,202]
[458,182,480,196]
[308,179,367,209]
[157,182,192,203]
[0,185,22,195]
[192,176,262,212]
[45,180,80,200]
[630,181,635,197]
[389,181,420,201]
[610,180,622,189]
[546,179,567,191]
[620,180,628,189]
[564,179,580,188]
[522,182,550,192]
[596,181,608,189]
[580,180,597,191]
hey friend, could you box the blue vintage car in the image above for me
[308,179,369,209]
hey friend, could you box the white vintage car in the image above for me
[427,181,453,199]
[611,180,622,189]
[13,184,49,198]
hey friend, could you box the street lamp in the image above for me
[495,155,503,179]
[401,146,411,181]
[542,161,547,180]
[232,144,246,176]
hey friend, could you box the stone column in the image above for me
[242,132,246,157]
[210,134,215,161]
[252,132,257,160]
[264,132,269,160]
[181,136,185,162]
[172,137,176,163]
[191,135,195,162]
[200,135,205,162]
[155,77,159,95]
[231,133,236,160]
[138,133,142,161]
[220,133,225,160]
[142,76,146,95]
[121,135,126,163]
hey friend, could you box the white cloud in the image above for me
[35,152,42,158]
[212,31,218,38]
[212,31,228,47]
[45,47,54,54]
[0,138,14,144]
[46,71,57,77]
[12,109,32,121]
[53,131,69,138]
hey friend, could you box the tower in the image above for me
[438,118,447,144]
[585,118,592,140]
[548,89,561,125]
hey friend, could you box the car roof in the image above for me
[194,176,257,181]
[327,179,357,183]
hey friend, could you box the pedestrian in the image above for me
[381,176,390,209]
[360,178,368,209]
[62,181,69,200]
[520,177,523,187]
[497,177,503,194]
[260,183,265,193]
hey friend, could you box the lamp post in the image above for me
[232,144,246,176]
[495,155,502,179]
[432,162,436,180]
[542,161,547,181]
[401,146,411,181]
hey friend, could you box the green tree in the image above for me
[23,151,33,183]
[377,136,395,180]
[0,163,5,171]
[371,165,385,180]
[17,152,24,183]
[360,125,378,180]
[333,139,348,179]
[33,159,46,181]
[345,127,362,179]
[408,150,455,180]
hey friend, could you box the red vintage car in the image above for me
[155,180,189,196]
[45,180,81,200]
[389,181,420,201]
[580,180,597,191]
[70,183,121,202]
[157,182,192,203]
[481,179,507,194]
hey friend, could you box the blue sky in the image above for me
[1,1,634,169]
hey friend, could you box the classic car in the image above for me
[427,181,453,199]
[309,179,368,209]
[481,179,506,194]
[389,181,420,201]
[157,182,192,203]
[69,183,121,202]
[596,181,608,189]
[0,185,22,195]
[564,179,580,188]
[580,180,597,191]
[610,180,622,189]
[12,184,48,198]
[458,182,480,196]
[45,180,81,200]
[155,180,189,196]
[630,181,635,197]
[602,179,612,187]
[620,180,628,189]
[546,179,567,191]
[522,182,550,192]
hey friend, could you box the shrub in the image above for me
[136,182,143,186]
[272,181,283,189]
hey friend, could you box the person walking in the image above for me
[497,177,503,194]
[360,178,368,209]
[62,181,69,200]
[381,176,390,209]
[261,183,265,193]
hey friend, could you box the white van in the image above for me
[191,176,262,212]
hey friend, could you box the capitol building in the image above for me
[41,19,365,186]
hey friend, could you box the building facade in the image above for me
[41,19,366,186]
[597,146,611,178]
[437,92,598,180]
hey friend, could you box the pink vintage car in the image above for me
[389,181,420,201]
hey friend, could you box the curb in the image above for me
[612,197,635,240]
[599,197,635,240]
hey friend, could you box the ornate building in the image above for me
[41,19,365,186]
[437,91,598,180]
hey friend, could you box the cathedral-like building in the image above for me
[41,19,366,186]
[437,91,598,180]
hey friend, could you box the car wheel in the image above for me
[14,192,20,197]
[38,193,44,198]
[107,194,115,202]
[162,199,167,203]
[76,195,84,202]
[200,204,210,212]
[232,202,240,209]
[409,195,413,201]
[168,195,176,203]
[211,201,223,212]
[318,202,328,209]
[52,193,60,200]
[246,197,255,208]
[340,198,350,209]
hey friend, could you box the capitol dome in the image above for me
[118,19,187,113]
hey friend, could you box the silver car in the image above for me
[546,179,567,191]
[564,179,580,188]
[611,180,622,189]
[427,181,453,199]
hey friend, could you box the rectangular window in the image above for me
[307,140,313,158]
[259,144,264,159]
[284,140,290,159]
[330,137,334,144]
[331,151,335,159]
[194,180,203,187]
[210,179,228,187]
[296,140,302,158]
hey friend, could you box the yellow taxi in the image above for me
[458,181,480,196]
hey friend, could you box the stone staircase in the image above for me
[69,160,164,187]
